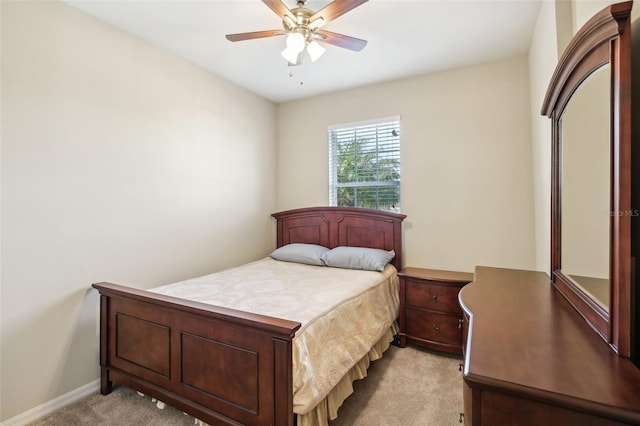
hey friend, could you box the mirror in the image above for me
[559,64,610,312]
[542,1,632,357]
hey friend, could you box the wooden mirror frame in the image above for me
[542,1,632,356]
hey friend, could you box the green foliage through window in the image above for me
[329,118,401,212]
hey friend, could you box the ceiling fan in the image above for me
[225,0,368,66]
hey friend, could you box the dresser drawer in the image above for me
[405,278,463,314]
[405,308,462,346]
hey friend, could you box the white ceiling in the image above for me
[64,0,543,103]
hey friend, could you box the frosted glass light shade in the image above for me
[281,47,300,64]
[285,32,305,53]
[306,41,326,62]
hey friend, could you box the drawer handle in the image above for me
[433,324,440,331]
[432,295,438,302]
[459,318,463,329]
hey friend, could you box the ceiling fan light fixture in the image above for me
[306,40,326,62]
[308,17,325,30]
[285,32,306,53]
[226,0,369,66]
[283,15,296,30]
[281,46,300,64]
[283,50,303,67]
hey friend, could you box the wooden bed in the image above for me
[93,206,406,426]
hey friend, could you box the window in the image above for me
[328,117,401,212]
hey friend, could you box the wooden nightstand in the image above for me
[398,267,473,354]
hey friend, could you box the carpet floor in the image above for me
[28,345,463,426]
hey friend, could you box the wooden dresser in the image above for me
[398,267,473,354]
[459,266,640,425]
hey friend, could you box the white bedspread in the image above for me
[150,257,399,415]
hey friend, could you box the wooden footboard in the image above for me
[93,282,301,426]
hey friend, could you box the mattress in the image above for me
[150,257,399,415]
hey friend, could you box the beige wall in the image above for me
[276,56,537,273]
[528,0,560,273]
[572,1,640,43]
[0,1,276,420]
[528,0,640,274]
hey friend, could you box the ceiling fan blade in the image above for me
[315,30,367,51]
[262,0,293,19]
[226,29,284,42]
[309,0,368,25]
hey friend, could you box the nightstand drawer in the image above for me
[405,278,462,314]
[398,267,471,353]
[405,309,462,346]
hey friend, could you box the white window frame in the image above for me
[328,116,401,212]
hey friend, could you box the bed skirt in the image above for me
[297,322,399,426]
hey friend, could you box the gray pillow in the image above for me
[270,243,329,266]
[321,246,395,271]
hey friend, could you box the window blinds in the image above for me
[328,117,401,212]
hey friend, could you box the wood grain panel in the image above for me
[278,216,330,248]
[289,225,323,246]
[405,278,462,313]
[338,218,390,250]
[115,313,170,377]
[181,333,258,412]
[405,309,462,346]
[481,389,630,426]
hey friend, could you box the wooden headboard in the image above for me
[272,207,407,270]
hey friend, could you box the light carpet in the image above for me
[28,345,463,426]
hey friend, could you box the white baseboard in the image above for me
[1,379,100,426]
